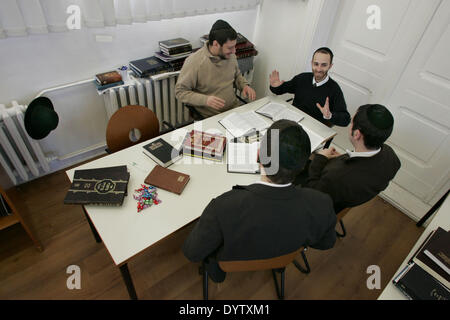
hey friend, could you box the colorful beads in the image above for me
[133,184,161,212]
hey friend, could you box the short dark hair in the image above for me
[259,120,311,184]
[352,104,394,149]
[208,19,237,46]
[313,47,334,64]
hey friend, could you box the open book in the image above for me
[302,126,328,152]
[256,102,304,123]
[227,141,260,174]
[219,111,270,137]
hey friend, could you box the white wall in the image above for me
[0,9,258,187]
[252,0,309,100]
[0,10,258,105]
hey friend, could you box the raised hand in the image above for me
[242,85,256,101]
[316,97,331,118]
[269,70,284,87]
[206,95,226,110]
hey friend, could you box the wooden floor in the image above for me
[0,167,424,300]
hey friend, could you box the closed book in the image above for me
[181,130,226,162]
[393,262,450,300]
[159,37,191,49]
[160,45,192,56]
[95,71,122,85]
[129,56,171,77]
[94,80,124,91]
[142,138,182,168]
[424,228,450,275]
[144,165,190,195]
[413,227,450,288]
[64,166,129,206]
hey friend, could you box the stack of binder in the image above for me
[129,56,173,78]
[393,226,450,300]
[155,37,193,71]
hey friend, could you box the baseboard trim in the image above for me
[379,182,432,223]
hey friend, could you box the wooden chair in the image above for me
[105,105,161,153]
[202,247,308,300]
[336,207,351,238]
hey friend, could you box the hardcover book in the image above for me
[227,141,260,174]
[142,138,182,168]
[64,166,130,206]
[218,111,269,138]
[160,45,192,56]
[159,37,191,48]
[144,165,190,195]
[94,80,124,91]
[95,71,122,85]
[256,102,304,123]
[393,262,450,300]
[413,227,450,288]
[129,56,172,77]
[181,130,227,162]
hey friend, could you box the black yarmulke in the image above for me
[210,20,232,33]
[367,105,394,130]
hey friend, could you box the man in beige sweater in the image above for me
[175,20,256,119]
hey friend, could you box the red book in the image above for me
[181,130,226,162]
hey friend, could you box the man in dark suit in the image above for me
[298,104,401,214]
[269,47,350,128]
[183,120,337,282]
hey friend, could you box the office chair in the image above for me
[184,104,205,121]
[106,105,163,153]
[201,247,308,300]
[183,92,249,122]
[335,207,352,238]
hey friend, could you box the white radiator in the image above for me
[102,72,191,129]
[0,102,50,185]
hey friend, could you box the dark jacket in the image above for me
[306,144,401,213]
[183,183,337,264]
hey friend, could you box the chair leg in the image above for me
[271,268,285,300]
[336,219,347,238]
[293,248,311,274]
[201,262,208,300]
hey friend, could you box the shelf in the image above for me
[0,186,43,251]
[0,214,19,231]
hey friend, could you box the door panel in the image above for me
[327,0,448,217]
[386,1,450,203]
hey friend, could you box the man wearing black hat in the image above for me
[269,47,350,128]
[183,120,337,282]
[299,104,401,213]
[175,20,256,119]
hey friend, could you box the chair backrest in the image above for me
[106,105,160,153]
[218,247,304,272]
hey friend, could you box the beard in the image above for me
[313,71,327,81]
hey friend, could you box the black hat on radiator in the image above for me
[24,97,59,140]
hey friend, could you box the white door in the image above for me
[326,0,449,220]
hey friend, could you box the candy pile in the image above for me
[133,184,161,212]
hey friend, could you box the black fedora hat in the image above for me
[24,97,59,140]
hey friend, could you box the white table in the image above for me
[378,195,450,299]
[65,96,336,299]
